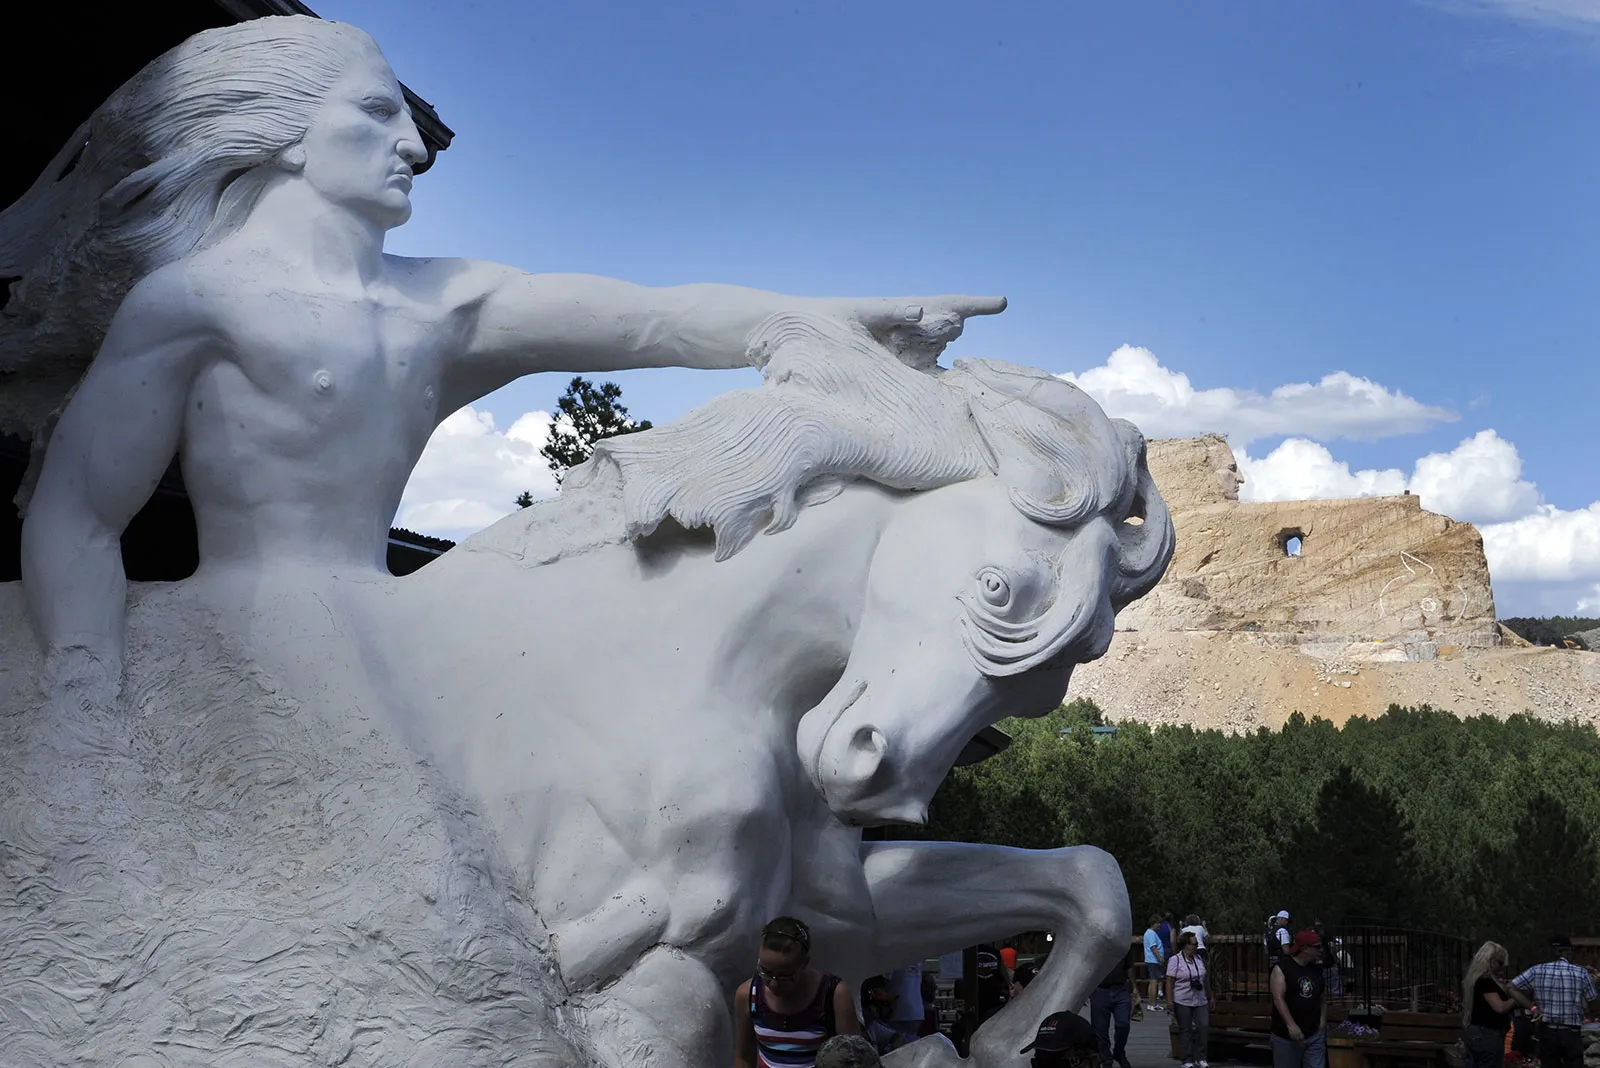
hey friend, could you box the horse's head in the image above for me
[579,319,1172,827]
[795,360,1173,826]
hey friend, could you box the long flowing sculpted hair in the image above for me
[474,313,1174,673]
[0,16,377,441]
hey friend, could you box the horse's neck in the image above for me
[678,484,899,715]
[450,478,898,715]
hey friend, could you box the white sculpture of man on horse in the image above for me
[0,16,1175,1067]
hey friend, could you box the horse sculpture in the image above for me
[377,313,1172,1065]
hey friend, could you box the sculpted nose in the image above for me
[397,136,427,167]
[397,115,427,166]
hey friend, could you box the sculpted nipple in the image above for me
[313,370,334,395]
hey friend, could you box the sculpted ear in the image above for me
[955,359,1116,526]
[278,142,306,172]
[1108,419,1174,606]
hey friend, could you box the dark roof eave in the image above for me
[954,724,1012,767]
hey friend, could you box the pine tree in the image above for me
[1473,793,1600,960]
[1278,766,1423,926]
[525,377,653,497]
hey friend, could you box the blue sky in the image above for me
[314,0,1600,615]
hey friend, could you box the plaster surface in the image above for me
[0,16,1174,1067]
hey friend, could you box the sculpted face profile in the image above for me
[2,16,1002,706]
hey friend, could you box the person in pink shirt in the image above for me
[1165,931,1213,1068]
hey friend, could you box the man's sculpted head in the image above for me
[292,44,426,231]
[0,16,402,436]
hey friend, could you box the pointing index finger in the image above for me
[944,295,1007,319]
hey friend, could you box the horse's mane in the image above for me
[462,313,1173,603]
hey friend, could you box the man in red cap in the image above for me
[1269,930,1328,1068]
[1020,1010,1101,1068]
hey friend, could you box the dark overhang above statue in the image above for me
[4,0,455,212]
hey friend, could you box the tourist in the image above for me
[1091,938,1135,1068]
[1461,941,1531,1068]
[1012,962,1040,999]
[1265,911,1292,959]
[1269,930,1328,1068]
[1311,919,1339,996]
[976,946,1010,1023]
[1020,1009,1102,1068]
[919,972,941,1038]
[1326,937,1350,997]
[1165,930,1213,1068]
[1158,913,1177,961]
[1181,913,1210,963]
[816,1035,883,1068]
[885,963,925,1046]
[860,975,902,1055]
[734,917,860,1068]
[1509,934,1597,1068]
[1144,914,1168,1010]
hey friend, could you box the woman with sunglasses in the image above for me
[736,917,861,1067]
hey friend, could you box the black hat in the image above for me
[1020,1011,1098,1054]
[1550,933,1573,948]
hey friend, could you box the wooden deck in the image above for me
[1122,1007,1269,1067]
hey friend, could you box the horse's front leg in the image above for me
[576,945,733,1068]
[842,840,1131,1068]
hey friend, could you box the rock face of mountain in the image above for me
[1122,434,1499,651]
[1067,436,1600,730]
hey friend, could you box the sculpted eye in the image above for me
[976,567,1012,610]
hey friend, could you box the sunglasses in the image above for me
[757,964,804,983]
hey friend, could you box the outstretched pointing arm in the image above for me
[440,261,1005,410]
[21,266,213,705]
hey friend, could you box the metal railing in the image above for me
[1206,923,1472,1014]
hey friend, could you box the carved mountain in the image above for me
[1065,435,1599,730]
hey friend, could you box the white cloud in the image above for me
[1405,430,1542,522]
[1238,429,1541,526]
[1479,503,1600,583]
[1238,439,1408,500]
[1234,425,1599,611]
[396,406,557,540]
[1061,345,1455,445]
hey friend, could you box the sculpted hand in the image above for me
[823,295,1007,370]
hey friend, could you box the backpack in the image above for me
[1264,922,1283,958]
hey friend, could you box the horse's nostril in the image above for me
[844,726,887,782]
[849,725,884,754]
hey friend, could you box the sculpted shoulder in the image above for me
[102,257,230,352]
[385,254,504,313]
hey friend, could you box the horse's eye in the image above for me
[976,567,1012,610]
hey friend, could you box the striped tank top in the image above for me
[750,971,841,1068]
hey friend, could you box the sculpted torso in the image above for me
[175,249,473,567]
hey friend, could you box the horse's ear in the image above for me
[954,359,1116,526]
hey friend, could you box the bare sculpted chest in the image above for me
[179,274,472,563]
[200,285,453,442]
